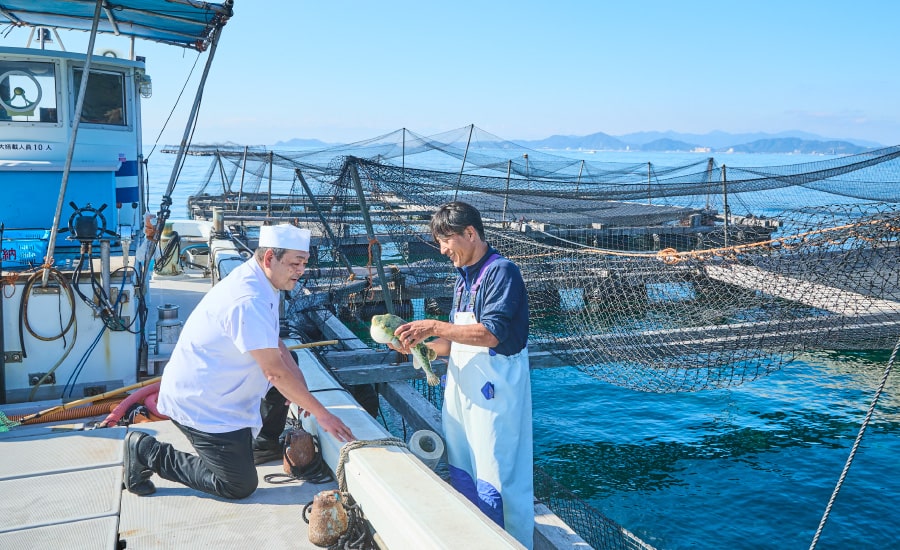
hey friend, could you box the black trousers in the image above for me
[144,386,289,500]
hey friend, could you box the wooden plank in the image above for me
[551,315,900,357]
[329,358,448,386]
[705,264,900,316]
[301,295,369,351]
[378,381,443,434]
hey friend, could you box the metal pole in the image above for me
[576,159,584,193]
[100,239,111,298]
[454,124,474,202]
[236,146,248,216]
[43,0,104,286]
[295,169,355,277]
[647,162,652,205]
[524,153,529,190]
[502,160,512,227]
[348,159,395,315]
[0,224,5,404]
[267,151,273,218]
[721,164,729,247]
[216,152,229,195]
[143,19,228,280]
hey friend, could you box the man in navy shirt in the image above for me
[392,201,534,548]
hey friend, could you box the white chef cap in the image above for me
[258,224,311,252]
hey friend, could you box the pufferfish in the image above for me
[370,313,440,386]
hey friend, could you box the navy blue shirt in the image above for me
[452,246,529,356]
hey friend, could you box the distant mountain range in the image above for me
[514,130,883,155]
[274,131,885,155]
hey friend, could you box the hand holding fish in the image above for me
[393,320,433,349]
[370,314,441,386]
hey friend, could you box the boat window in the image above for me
[73,68,126,126]
[0,60,58,123]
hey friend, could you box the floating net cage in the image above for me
[186,126,900,394]
[180,126,900,548]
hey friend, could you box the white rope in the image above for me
[809,333,900,549]
[335,437,406,493]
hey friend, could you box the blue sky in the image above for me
[9,1,900,146]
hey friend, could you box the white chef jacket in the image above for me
[157,258,280,437]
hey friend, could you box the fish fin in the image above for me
[425,371,440,386]
[411,351,424,370]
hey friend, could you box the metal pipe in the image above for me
[100,239,111,297]
[43,0,104,287]
[348,159,395,316]
[0,223,5,404]
[502,160,512,227]
[216,153,229,195]
[576,159,584,193]
[721,164,729,247]
[267,151,273,218]
[237,145,248,215]
[142,19,227,282]
[295,169,355,277]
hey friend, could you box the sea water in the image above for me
[146,148,900,549]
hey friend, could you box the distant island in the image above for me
[272,130,885,155]
[273,137,333,148]
[514,130,881,155]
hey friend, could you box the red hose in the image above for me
[99,382,161,427]
[144,389,168,420]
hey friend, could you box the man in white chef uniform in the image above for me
[124,223,354,499]
[392,201,534,548]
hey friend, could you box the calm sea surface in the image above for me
[147,149,900,549]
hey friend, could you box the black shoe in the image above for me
[253,438,282,465]
[124,430,156,496]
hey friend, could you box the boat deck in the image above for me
[0,419,337,549]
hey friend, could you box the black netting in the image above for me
[185,127,900,393]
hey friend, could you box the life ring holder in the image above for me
[0,70,42,114]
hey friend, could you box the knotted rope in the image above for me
[335,437,406,493]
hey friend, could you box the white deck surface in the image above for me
[0,420,339,549]
[120,421,336,548]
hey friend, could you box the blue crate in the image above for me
[1,229,50,269]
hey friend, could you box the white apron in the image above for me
[443,309,534,548]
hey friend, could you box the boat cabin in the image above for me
[0,45,146,264]
[0,45,147,404]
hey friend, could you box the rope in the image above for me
[809,332,900,549]
[1,274,18,298]
[335,437,406,493]
[0,411,20,432]
[366,238,379,273]
[530,218,884,264]
[263,432,335,485]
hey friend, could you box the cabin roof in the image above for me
[0,0,233,51]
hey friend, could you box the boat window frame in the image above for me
[0,58,62,126]
[70,64,131,129]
